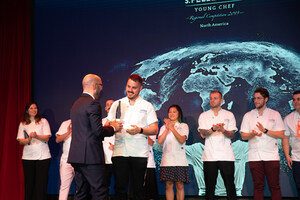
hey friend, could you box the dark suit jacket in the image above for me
[68,93,114,164]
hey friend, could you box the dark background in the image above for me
[33,0,300,196]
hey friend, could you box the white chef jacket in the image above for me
[159,122,189,167]
[55,120,71,163]
[107,96,158,158]
[240,108,285,161]
[17,118,52,160]
[284,111,300,161]
[102,117,115,164]
[147,135,156,168]
[198,109,237,161]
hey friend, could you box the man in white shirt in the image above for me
[56,119,74,200]
[198,91,237,200]
[107,74,158,200]
[241,88,285,200]
[282,90,300,199]
[102,99,115,199]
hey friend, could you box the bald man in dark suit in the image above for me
[68,74,122,200]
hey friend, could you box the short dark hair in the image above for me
[129,74,143,85]
[210,91,223,98]
[254,88,269,99]
[168,104,184,123]
[293,90,300,95]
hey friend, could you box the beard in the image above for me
[95,87,101,99]
[255,103,265,110]
[210,103,221,108]
[126,91,137,100]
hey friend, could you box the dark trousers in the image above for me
[203,161,237,200]
[22,159,51,200]
[249,161,281,200]
[112,156,147,200]
[293,161,300,199]
[72,163,107,200]
[144,168,159,200]
[104,164,114,197]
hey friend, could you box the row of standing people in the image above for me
[55,99,159,200]
[198,88,300,200]
[17,74,157,200]
[17,73,300,200]
[55,101,189,200]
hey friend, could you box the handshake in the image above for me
[109,120,123,132]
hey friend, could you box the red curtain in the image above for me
[0,0,32,199]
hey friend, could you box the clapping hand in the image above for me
[164,118,175,132]
[29,131,37,138]
[252,130,262,137]
[256,122,266,133]
[213,123,225,133]
[108,142,114,151]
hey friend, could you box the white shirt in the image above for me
[107,96,158,157]
[17,118,52,160]
[83,92,95,99]
[284,111,300,161]
[102,117,115,164]
[147,135,156,168]
[198,109,237,161]
[159,122,189,167]
[55,120,71,163]
[240,107,285,161]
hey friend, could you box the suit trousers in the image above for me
[112,156,147,200]
[59,162,75,200]
[72,163,107,200]
[22,159,51,200]
[249,160,281,200]
[203,161,237,200]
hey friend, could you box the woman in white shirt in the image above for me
[17,102,51,200]
[158,105,190,200]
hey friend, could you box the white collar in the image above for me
[83,92,95,99]
[125,96,142,105]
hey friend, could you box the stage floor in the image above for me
[47,195,298,200]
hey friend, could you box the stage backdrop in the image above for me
[34,0,300,197]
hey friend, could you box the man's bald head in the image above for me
[82,74,101,89]
[82,74,102,98]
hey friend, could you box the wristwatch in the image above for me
[211,127,216,132]
[264,128,268,134]
[139,128,143,133]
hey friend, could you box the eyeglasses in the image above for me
[253,97,264,101]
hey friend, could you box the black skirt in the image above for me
[159,166,190,183]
